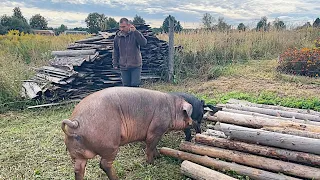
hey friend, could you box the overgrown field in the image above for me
[0,30,88,104]
[1,29,320,179]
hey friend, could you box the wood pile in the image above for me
[21,24,170,102]
[160,99,320,180]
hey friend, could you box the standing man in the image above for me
[112,18,147,87]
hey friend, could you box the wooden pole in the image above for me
[226,99,320,116]
[214,122,320,155]
[261,126,320,139]
[180,142,320,179]
[168,15,174,82]
[195,134,320,167]
[221,108,320,126]
[207,111,320,133]
[181,160,237,180]
[160,147,301,180]
[222,103,320,122]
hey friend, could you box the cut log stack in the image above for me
[160,99,320,180]
[21,24,170,102]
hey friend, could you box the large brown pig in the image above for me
[61,87,194,180]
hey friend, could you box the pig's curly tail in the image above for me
[61,119,79,137]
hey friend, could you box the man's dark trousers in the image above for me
[120,67,141,87]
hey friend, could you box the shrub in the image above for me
[277,47,320,77]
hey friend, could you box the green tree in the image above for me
[161,15,183,33]
[29,14,48,30]
[0,23,8,35]
[133,14,145,25]
[273,18,286,30]
[13,7,27,23]
[202,13,214,29]
[54,24,67,35]
[256,16,268,31]
[216,17,231,31]
[103,17,118,30]
[313,18,320,28]
[85,12,105,34]
[237,23,246,31]
[0,12,31,34]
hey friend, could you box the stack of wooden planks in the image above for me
[160,99,320,180]
[21,24,169,102]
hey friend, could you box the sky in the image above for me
[0,0,319,29]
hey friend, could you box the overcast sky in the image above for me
[0,0,319,28]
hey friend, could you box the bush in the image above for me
[277,47,320,77]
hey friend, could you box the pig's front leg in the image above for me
[184,128,192,141]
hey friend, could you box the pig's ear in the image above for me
[182,101,193,117]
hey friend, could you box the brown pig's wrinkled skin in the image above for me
[61,87,194,180]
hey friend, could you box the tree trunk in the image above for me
[179,142,320,179]
[207,111,320,133]
[160,147,301,180]
[181,160,237,180]
[222,103,320,122]
[226,99,320,116]
[51,49,97,57]
[222,108,320,126]
[261,126,320,139]
[214,123,320,155]
[195,134,320,167]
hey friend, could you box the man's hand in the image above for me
[129,24,136,31]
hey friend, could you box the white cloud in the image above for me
[0,0,318,28]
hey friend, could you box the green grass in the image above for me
[0,105,186,180]
[1,83,320,179]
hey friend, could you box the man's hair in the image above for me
[120,18,129,24]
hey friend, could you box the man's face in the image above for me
[119,22,130,33]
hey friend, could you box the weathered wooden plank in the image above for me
[51,49,96,57]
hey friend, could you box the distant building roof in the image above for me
[33,30,55,33]
[64,30,89,35]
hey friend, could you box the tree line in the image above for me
[0,7,319,35]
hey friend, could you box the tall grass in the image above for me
[158,28,320,80]
[0,30,88,104]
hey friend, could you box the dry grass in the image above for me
[0,31,88,104]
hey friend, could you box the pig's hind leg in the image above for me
[99,148,119,180]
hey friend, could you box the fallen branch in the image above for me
[179,142,320,179]
[160,147,301,180]
[195,134,320,167]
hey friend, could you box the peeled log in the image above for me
[160,147,301,180]
[226,99,320,116]
[181,160,237,180]
[262,126,320,139]
[207,111,320,133]
[180,142,320,179]
[51,49,96,57]
[214,123,320,155]
[195,134,320,167]
[222,108,320,126]
[223,103,320,122]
